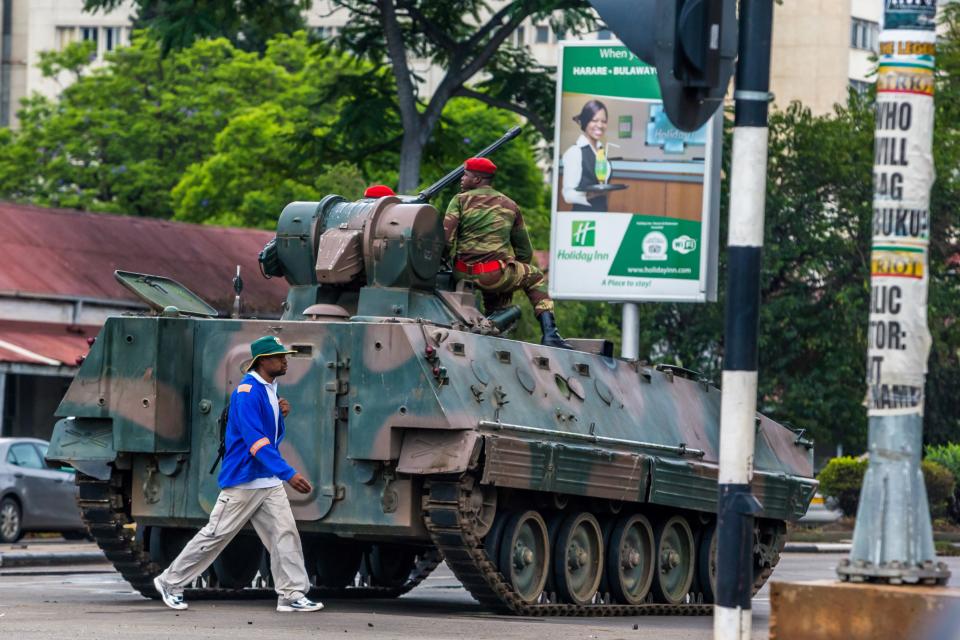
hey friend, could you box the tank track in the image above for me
[752,522,786,595]
[76,472,440,601]
[421,476,715,616]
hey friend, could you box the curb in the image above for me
[0,550,107,568]
[784,542,852,553]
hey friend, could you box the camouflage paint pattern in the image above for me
[47,194,816,544]
[443,186,553,315]
[460,259,553,316]
[443,186,534,265]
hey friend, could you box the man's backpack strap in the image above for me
[209,403,230,474]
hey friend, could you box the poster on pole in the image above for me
[548,41,721,303]
[866,0,937,416]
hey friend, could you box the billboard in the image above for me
[548,42,721,303]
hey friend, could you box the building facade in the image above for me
[0,0,136,128]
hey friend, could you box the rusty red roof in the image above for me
[0,320,99,367]
[0,202,288,315]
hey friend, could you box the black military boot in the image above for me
[538,312,573,350]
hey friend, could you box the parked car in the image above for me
[797,492,844,525]
[0,437,86,543]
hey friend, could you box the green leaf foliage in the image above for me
[926,443,960,522]
[1,35,355,217]
[0,32,549,229]
[83,0,310,53]
[926,443,960,482]
[817,457,956,520]
[922,459,956,520]
[423,98,549,232]
[816,456,868,517]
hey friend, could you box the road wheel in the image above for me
[483,510,512,571]
[0,497,22,543]
[498,510,550,604]
[212,535,264,589]
[367,544,416,588]
[652,515,695,604]
[553,512,604,605]
[695,522,718,603]
[607,514,655,604]
[146,526,193,569]
[313,541,362,587]
[544,511,567,598]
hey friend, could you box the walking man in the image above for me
[153,335,323,613]
[444,157,572,349]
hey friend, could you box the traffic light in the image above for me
[589,0,737,131]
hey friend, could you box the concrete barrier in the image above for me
[770,579,960,640]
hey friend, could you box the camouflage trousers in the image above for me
[458,258,554,316]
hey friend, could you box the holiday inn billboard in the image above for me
[549,42,721,303]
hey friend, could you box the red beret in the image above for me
[464,157,497,175]
[363,184,396,198]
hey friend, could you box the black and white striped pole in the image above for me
[715,1,774,638]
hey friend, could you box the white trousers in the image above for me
[157,484,310,601]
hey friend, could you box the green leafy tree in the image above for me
[171,104,367,227]
[421,98,549,221]
[923,3,960,445]
[817,456,868,516]
[0,31,550,230]
[170,96,551,229]
[0,34,382,217]
[333,0,595,191]
[36,40,99,84]
[922,460,956,520]
[83,0,310,53]
[83,0,598,191]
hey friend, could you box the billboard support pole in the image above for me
[622,302,640,359]
[714,1,774,639]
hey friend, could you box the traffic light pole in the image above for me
[715,1,774,639]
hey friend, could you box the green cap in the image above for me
[244,335,295,372]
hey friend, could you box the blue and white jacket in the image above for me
[218,372,296,489]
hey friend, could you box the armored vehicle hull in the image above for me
[48,169,816,615]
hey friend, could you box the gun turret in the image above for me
[414,126,522,203]
[258,126,523,319]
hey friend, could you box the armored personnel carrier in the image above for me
[47,129,816,615]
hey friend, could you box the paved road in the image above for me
[2,554,959,639]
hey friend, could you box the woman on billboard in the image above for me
[561,99,612,212]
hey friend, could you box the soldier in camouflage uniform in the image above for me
[444,157,571,349]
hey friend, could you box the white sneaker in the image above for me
[153,576,188,610]
[277,596,324,613]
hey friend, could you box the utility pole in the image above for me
[837,0,950,588]
[714,1,773,638]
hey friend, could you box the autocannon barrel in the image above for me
[414,125,522,203]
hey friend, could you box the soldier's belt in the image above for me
[455,259,502,275]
